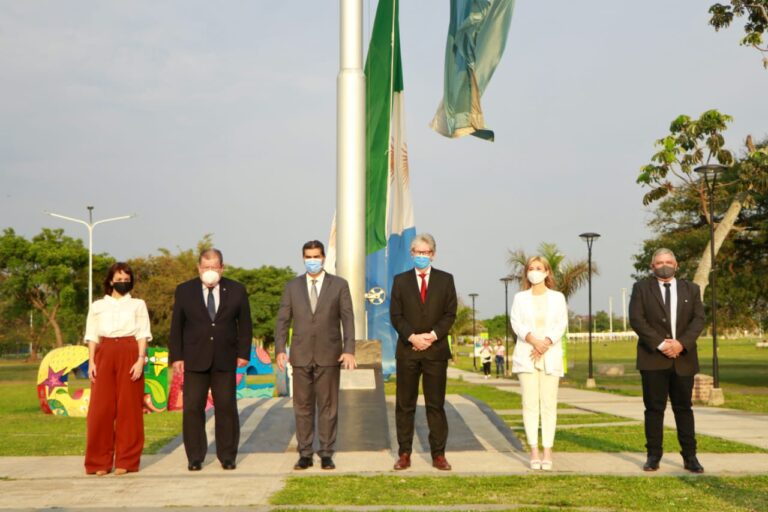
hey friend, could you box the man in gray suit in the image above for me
[275,240,356,470]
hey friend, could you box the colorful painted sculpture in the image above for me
[236,345,275,399]
[36,345,91,417]
[143,347,169,413]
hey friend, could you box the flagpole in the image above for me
[338,0,367,338]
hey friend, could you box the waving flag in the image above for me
[430,0,516,141]
[365,0,415,376]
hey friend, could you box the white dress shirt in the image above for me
[202,283,221,313]
[306,270,325,296]
[84,294,153,343]
[657,277,677,347]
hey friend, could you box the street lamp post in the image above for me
[579,232,600,389]
[45,207,134,304]
[500,275,514,376]
[469,293,478,371]
[694,164,725,405]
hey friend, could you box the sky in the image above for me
[1,1,766,323]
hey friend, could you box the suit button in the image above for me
[210,337,214,341]
[212,323,215,327]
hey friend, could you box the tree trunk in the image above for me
[31,299,64,348]
[692,194,747,299]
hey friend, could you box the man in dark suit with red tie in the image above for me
[169,248,252,472]
[629,247,705,473]
[390,233,457,471]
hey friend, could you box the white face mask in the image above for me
[527,270,547,285]
[201,270,221,287]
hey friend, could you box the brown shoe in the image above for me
[432,455,452,471]
[393,453,411,470]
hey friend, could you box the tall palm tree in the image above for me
[506,242,597,301]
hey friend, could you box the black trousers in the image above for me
[182,370,239,464]
[395,358,448,458]
[291,364,341,458]
[640,368,696,457]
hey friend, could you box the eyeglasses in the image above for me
[412,250,433,256]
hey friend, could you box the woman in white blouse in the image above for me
[84,262,152,476]
[509,256,568,471]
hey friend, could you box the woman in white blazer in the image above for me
[509,256,568,471]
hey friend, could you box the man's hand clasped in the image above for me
[410,332,436,351]
[660,339,683,359]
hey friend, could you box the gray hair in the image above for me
[411,233,436,253]
[651,247,676,264]
[199,248,224,265]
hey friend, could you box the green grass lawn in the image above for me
[271,474,768,512]
[453,337,768,413]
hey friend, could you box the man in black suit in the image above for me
[629,247,705,473]
[390,233,457,471]
[169,248,252,471]
[275,240,356,471]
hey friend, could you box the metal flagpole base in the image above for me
[586,378,597,389]
[707,387,725,406]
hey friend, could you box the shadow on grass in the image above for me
[680,474,768,511]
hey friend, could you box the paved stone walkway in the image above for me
[2,367,767,510]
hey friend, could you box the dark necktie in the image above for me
[419,273,427,303]
[663,283,671,334]
[207,288,216,321]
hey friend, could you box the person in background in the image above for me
[479,339,493,379]
[509,256,568,471]
[494,339,506,378]
[84,262,151,476]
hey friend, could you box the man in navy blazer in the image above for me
[169,248,252,471]
[390,233,457,471]
[629,247,705,473]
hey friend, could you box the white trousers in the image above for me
[518,370,560,448]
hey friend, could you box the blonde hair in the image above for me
[521,256,557,291]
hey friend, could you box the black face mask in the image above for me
[653,265,676,279]
[113,281,133,295]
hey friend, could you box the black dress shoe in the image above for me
[188,461,203,471]
[683,455,704,473]
[294,456,313,470]
[321,456,335,470]
[221,460,236,470]
[643,455,661,472]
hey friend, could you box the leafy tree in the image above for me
[129,247,199,345]
[635,135,768,332]
[226,265,296,346]
[709,1,768,68]
[482,314,509,339]
[507,242,596,301]
[0,228,111,357]
[450,300,475,340]
[637,110,768,298]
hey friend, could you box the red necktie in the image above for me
[419,273,427,303]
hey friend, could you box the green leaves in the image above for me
[708,1,768,65]
[636,109,734,206]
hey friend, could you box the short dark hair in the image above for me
[103,262,134,296]
[302,240,325,257]
[199,248,224,265]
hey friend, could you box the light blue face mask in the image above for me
[412,255,431,270]
[304,258,323,275]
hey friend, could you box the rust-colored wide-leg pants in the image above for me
[85,336,145,474]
